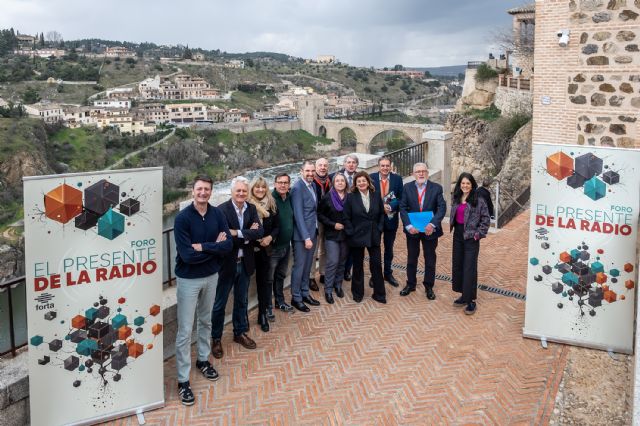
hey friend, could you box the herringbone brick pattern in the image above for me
[107,211,567,425]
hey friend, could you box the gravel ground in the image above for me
[550,346,632,425]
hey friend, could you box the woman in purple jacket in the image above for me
[449,173,490,315]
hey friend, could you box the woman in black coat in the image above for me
[317,173,349,304]
[249,176,280,332]
[449,172,490,316]
[343,171,386,304]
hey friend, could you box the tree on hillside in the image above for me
[22,86,40,104]
[424,70,432,78]
[393,64,404,71]
[45,30,63,44]
[182,45,192,60]
[39,32,45,47]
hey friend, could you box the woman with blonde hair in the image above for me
[248,176,280,332]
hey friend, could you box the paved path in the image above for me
[106,210,568,425]
[106,129,175,170]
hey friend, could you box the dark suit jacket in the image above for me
[370,171,404,231]
[290,178,317,241]
[317,192,346,242]
[218,200,264,276]
[399,180,447,240]
[343,191,384,247]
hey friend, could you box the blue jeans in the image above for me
[175,273,218,383]
[267,245,291,306]
[323,239,348,294]
[211,262,250,338]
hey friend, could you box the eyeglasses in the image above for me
[414,170,428,174]
[275,181,290,185]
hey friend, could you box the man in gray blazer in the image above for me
[290,160,321,312]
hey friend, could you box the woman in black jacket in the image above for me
[318,173,349,304]
[343,171,386,304]
[248,176,280,331]
[449,172,490,316]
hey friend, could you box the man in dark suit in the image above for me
[211,176,263,358]
[290,160,321,312]
[370,156,404,287]
[399,162,447,300]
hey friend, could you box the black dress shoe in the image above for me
[258,313,270,332]
[309,278,319,291]
[426,287,436,300]
[400,286,416,296]
[384,274,400,287]
[324,293,334,304]
[335,287,344,298]
[292,300,310,312]
[303,295,320,306]
[353,294,363,303]
[372,294,387,304]
[344,272,352,281]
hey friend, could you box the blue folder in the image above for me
[408,211,434,232]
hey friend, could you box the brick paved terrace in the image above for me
[106,210,570,425]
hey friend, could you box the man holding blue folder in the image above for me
[399,163,447,300]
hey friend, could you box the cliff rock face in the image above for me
[0,242,24,280]
[0,150,53,188]
[456,76,498,111]
[493,120,533,213]
[445,113,492,187]
[445,112,532,217]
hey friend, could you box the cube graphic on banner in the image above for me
[64,355,79,371]
[44,184,83,224]
[602,170,620,184]
[77,339,98,356]
[546,152,574,180]
[112,314,127,329]
[75,210,100,231]
[120,198,140,216]
[574,153,603,180]
[567,173,586,189]
[98,208,125,240]
[84,179,120,215]
[583,176,606,201]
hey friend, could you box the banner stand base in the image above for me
[540,337,548,349]
[608,349,619,361]
[523,330,633,355]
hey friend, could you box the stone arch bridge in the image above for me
[317,119,430,153]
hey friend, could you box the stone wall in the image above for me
[495,85,534,116]
[533,0,640,148]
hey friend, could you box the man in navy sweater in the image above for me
[174,176,232,406]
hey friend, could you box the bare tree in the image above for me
[45,30,63,44]
[489,25,534,56]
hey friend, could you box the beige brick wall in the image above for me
[533,0,640,148]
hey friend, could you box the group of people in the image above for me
[172,154,492,406]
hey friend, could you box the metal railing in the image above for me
[385,141,428,178]
[497,186,531,228]
[0,227,177,357]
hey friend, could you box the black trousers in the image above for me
[406,235,438,289]
[254,249,272,315]
[382,228,397,277]
[350,245,385,300]
[451,223,480,303]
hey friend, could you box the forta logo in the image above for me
[34,292,55,310]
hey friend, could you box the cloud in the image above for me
[0,0,524,67]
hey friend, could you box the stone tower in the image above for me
[297,95,325,135]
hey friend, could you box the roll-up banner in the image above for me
[23,167,164,425]
[524,143,640,354]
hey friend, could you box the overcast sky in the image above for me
[1,0,526,67]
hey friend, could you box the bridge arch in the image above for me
[368,129,418,154]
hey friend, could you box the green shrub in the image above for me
[475,63,498,82]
